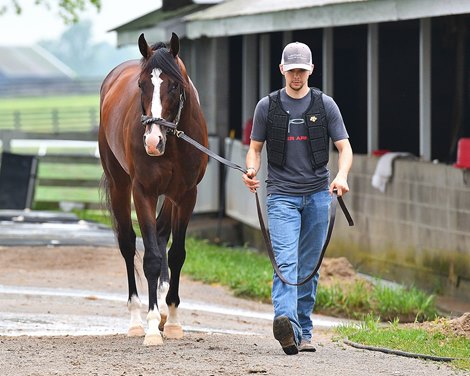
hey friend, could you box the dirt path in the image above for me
[0,246,466,376]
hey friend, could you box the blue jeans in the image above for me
[266,190,331,344]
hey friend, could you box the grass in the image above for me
[38,163,102,180]
[316,280,438,322]
[0,94,99,132]
[0,94,99,111]
[337,317,470,371]
[35,186,100,204]
[184,238,273,300]
[33,162,102,207]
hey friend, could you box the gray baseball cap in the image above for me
[281,42,313,72]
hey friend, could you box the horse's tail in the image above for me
[99,173,143,281]
[99,173,116,231]
[99,173,142,278]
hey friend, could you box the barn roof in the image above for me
[111,4,213,47]
[0,45,76,80]
[112,0,470,44]
[184,0,470,38]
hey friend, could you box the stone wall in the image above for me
[224,140,470,300]
[329,153,470,300]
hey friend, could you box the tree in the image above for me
[0,0,101,23]
[39,20,139,78]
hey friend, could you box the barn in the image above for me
[0,45,77,97]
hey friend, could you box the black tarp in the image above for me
[0,152,38,209]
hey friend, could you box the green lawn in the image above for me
[0,94,100,132]
[33,162,103,208]
[38,162,102,180]
[0,95,99,111]
[337,318,470,371]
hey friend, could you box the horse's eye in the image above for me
[138,81,141,88]
[170,83,178,92]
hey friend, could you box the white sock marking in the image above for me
[128,295,143,329]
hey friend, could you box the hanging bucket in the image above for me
[454,138,470,169]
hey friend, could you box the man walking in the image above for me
[242,41,353,355]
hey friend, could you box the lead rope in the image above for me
[140,115,354,286]
[256,190,352,286]
[173,129,354,286]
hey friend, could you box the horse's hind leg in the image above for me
[164,187,197,339]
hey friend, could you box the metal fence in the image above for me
[0,131,219,213]
[0,107,99,133]
[0,79,102,97]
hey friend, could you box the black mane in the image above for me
[142,43,185,86]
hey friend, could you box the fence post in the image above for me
[1,132,12,152]
[89,108,97,130]
[13,111,21,130]
[52,109,59,132]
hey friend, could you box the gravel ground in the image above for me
[0,246,467,376]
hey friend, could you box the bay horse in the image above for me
[99,33,208,346]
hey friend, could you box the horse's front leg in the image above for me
[133,187,166,346]
[164,187,197,339]
[156,198,173,332]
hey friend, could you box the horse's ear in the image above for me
[138,33,152,59]
[169,32,180,57]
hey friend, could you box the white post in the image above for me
[367,23,379,154]
[322,27,334,96]
[420,18,432,161]
[242,34,258,126]
[259,34,271,98]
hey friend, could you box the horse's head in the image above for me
[138,33,187,156]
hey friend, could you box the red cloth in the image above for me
[242,118,253,145]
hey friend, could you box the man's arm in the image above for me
[242,140,264,193]
[329,139,353,196]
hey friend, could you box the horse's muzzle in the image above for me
[143,124,166,156]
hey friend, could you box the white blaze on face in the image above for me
[144,68,166,156]
[151,68,163,119]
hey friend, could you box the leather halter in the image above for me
[141,91,185,132]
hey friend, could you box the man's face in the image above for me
[282,68,311,92]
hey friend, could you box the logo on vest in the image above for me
[287,136,308,141]
[310,116,317,123]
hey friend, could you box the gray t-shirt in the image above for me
[251,88,349,195]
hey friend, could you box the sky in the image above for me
[0,0,161,46]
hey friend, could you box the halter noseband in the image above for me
[141,91,185,135]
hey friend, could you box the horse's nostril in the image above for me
[157,137,164,151]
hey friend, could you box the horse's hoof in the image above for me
[159,314,167,332]
[128,325,145,337]
[163,323,184,339]
[143,333,163,346]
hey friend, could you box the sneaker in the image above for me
[273,316,298,355]
[299,339,316,352]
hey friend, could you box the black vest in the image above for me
[266,88,329,169]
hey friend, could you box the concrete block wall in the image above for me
[222,139,470,299]
[329,153,470,300]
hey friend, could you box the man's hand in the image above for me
[329,174,349,196]
[242,168,260,193]
[331,139,352,196]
